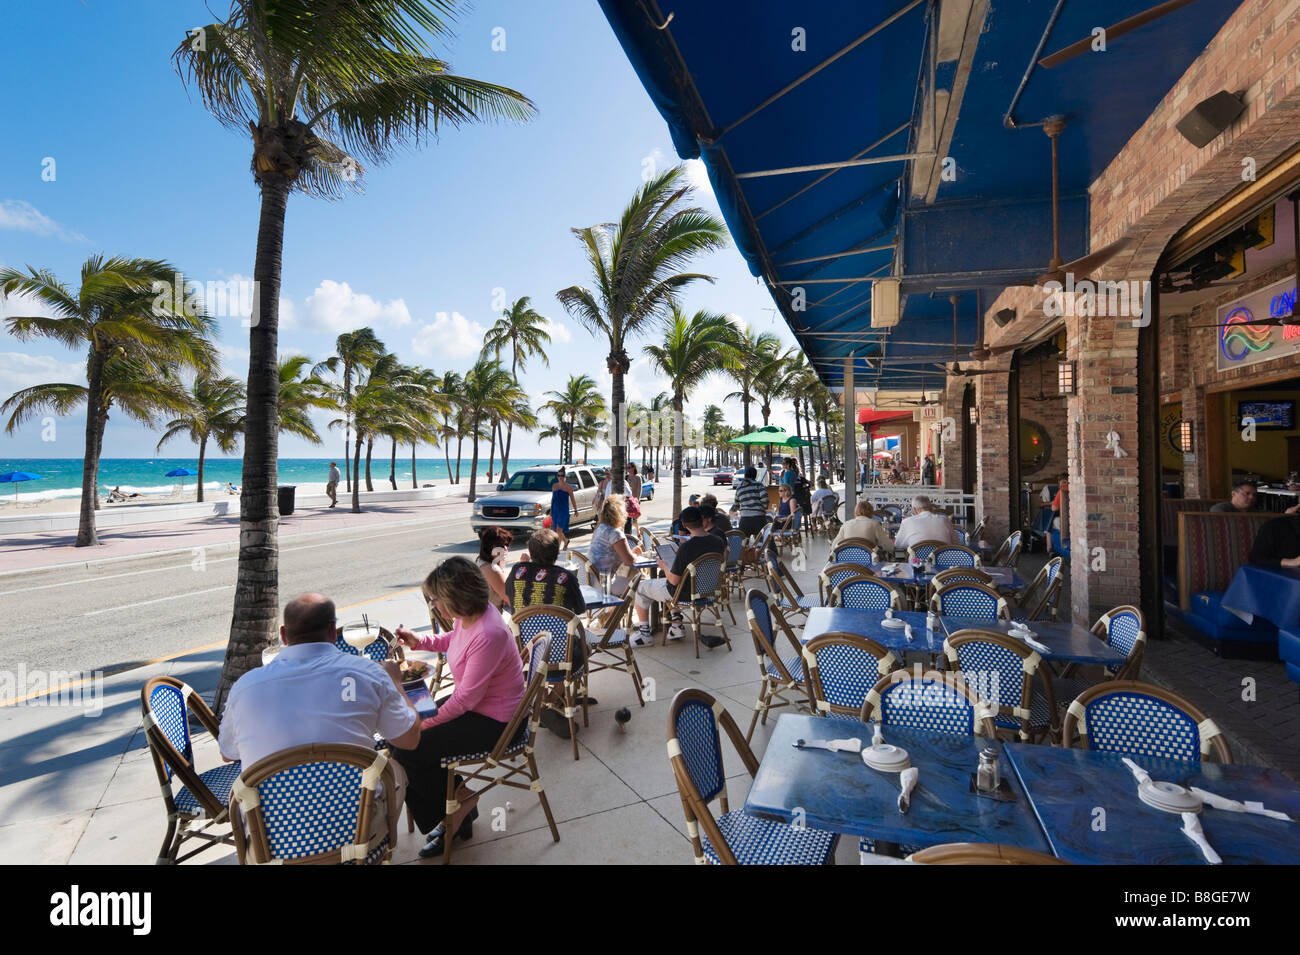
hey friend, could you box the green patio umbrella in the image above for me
[730,425,809,448]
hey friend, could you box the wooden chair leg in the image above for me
[627,647,645,707]
[528,754,561,843]
[746,682,769,742]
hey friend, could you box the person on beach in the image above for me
[326,462,341,508]
[393,559,526,858]
[550,468,577,549]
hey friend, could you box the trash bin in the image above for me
[277,485,296,516]
[683,467,692,478]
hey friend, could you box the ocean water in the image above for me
[0,456,609,503]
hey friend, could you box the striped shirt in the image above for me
[734,478,769,517]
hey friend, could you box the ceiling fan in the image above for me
[1037,0,1197,69]
[1184,191,1300,329]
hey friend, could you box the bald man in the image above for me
[219,593,421,770]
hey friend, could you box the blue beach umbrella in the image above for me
[165,467,199,491]
[0,471,42,501]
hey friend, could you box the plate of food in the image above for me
[399,659,430,685]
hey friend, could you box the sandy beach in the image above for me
[0,480,421,516]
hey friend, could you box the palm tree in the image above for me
[754,347,800,427]
[700,404,725,466]
[458,358,519,503]
[156,374,246,502]
[556,167,727,497]
[175,0,534,710]
[724,328,781,467]
[649,390,671,477]
[482,297,550,480]
[0,256,216,545]
[340,354,417,513]
[541,374,604,465]
[276,355,336,445]
[319,329,386,493]
[404,366,447,488]
[644,307,741,514]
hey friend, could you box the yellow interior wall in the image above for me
[1219,389,1300,481]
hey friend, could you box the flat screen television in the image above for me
[1238,400,1295,429]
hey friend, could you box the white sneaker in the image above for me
[631,627,654,648]
[667,623,687,641]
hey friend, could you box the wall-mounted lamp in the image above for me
[1057,360,1076,396]
[1179,420,1194,453]
[968,406,978,425]
[993,308,1017,328]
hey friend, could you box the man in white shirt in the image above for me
[894,495,959,552]
[326,462,341,508]
[220,593,420,793]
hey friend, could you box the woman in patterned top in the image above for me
[589,495,643,574]
[506,529,586,615]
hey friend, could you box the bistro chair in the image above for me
[991,530,1023,568]
[140,676,240,864]
[1061,680,1231,763]
[508,606,588,760]
[909,843,1067,865]
[830,538,876,564]
[722,528,746,600]
[426,603,455,696]
[943,629,1056,742]
[436,635,562,863]
[810,493,840,537]
[929,582,1009,621]
[829,575,901,611]
[879,504,903,522]
[931,544,983,569]
[906,540,947,563]
[967,519,986,546]
[1052,606,1147,707]
[584,576,647,709]
[666,688,838,865]
[802,633,898,721]
[334,625,396,663]
[229,742,400,865]
[925,567,993,604]
[744,589,809,742]
[764,553,819,617]
[818,562,878,604]
[668,552,733,658]
[567,549,601,588]
[740,522,775,582]
[1012,556,1064,622]
[773,508,805,551]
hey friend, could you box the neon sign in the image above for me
[1220,306,1274,361]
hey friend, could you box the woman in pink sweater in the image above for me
[394,556,525,858]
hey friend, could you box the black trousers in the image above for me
[391,698,508,834]
[739,514,770,539]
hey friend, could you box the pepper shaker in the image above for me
[976,747,1000,793]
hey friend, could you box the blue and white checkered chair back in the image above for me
[1071,688,1209,762]
[822,564,872,596]
[753,523,774,550]
[690,554,725,599]
[934,584,1004,620]
[252,760,375,862]
[1103,609,1143,661]
[335,632,391,662]
[832,544,873,563]
[803,637,896,720]
[671,698,726,803]
[933,546,979,568]
[514,609,577,672]
[943,636,1033,734]
[866,676,983,736]
[833,577,896,611]
[147,682,192,777]
[1045,557,1062,584]
[932,569,990,589]
[746,590,775,650]
[726,532,744,568]
[954,528,968,544]
[995,530,1022,564]
[908,541,943,561]
[817,495,838,517]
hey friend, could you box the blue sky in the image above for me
[0,0,799,462]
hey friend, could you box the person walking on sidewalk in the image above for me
[326,462,341,508]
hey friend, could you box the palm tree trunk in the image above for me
[389,438,397,490]
[442,444,452,485]
[672,393,684,515]
[197,434,207,503]
[75,350,107,546]
[487,421,497,484]
[455,433,463,484]
[352,433,363,512]
[742,393,753,468]
[214,175,287,716]
[365,437,374,491]
[411,444,418,489]
[610,366,627,496]
[468,416,481,503]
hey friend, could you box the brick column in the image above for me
[942,377,966,491]
[975,358,1013,543]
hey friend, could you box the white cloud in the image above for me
[541,317,572,344]
[683,158,716,201]
[410,311,489,361]
[0,199,85,242]
[0,351,85,396]
[299,280,412,333]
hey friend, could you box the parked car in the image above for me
[713,468,735,486]
[470,464,600,539]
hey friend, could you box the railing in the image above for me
[860,486,980,526]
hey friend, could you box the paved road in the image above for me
[0,470,732,680]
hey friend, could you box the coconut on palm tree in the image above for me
[156,374,246,502]
[175,0,534,708]
[556,167,727,496]
[643,307,741,514]
[0,256,217,545]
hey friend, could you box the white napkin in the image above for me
[1181,812,1222,864]
[830,737,863,753]
[1121,757,1153,788]
[898,767,919,813]
[872,722,885,748]
[1190,787,1294,821]
[904,624,915,642]
[1023,635,1052,654]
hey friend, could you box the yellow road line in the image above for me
[0,586,423,707]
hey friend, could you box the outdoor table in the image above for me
[860,563,916,583]
[938,617,1126,668]
[579,584,623,611]
[744,714,1053,854]
[1221,564,1300,627]
[913,565,1022,589]
[802,607,943,654]
[1004,743,1300,864]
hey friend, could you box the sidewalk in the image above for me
[0,492,472,575]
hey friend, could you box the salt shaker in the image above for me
[976,747,1000,793]
[926,609,938,632]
